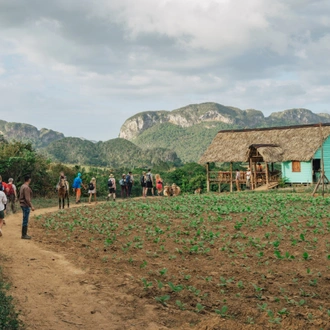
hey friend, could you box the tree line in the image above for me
[0,139,210,198]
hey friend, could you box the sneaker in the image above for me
[3,220,5,225]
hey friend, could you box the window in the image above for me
[292,161,301,172]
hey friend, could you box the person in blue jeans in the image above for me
[19,175,35,239]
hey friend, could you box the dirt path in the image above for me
[0,204,164,330]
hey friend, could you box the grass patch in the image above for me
[0,265,23,329]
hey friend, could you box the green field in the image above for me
[32,192,330,328]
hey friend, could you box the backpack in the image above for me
[89,182,94,191]
[119,178,125,186]
[0,182,3,192]
[146,173,151,183]
[6,183,14,196]
[140,175,145,185]
[126,174,131,184]
[108,178,113,188]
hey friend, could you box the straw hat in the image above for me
[109,174,114,178]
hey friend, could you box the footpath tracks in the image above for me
[0,200,164,330]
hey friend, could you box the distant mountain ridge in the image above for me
[0,120,64,147]
[119,102,330,140]
[0,119,181,167]
[2,102,330,165]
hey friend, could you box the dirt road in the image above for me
[0,205,165,330]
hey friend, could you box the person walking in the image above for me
[107,174,116,201]
[119,174,128,198]
[72,173,85,204]
[126,171,134,197]
[155,174,163,196]
[140,171,147,197]
[0,175,8,193]
[145,169,154,196]
[19,175,35,239]
[0,188,7,237]
[88,177,97,204]
[6,178,17,214]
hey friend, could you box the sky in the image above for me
[0,0,330,141]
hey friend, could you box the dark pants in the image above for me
[121,185,127,198]
[7,194,16,213]
[127,183,133,197]
[21,206,31,226]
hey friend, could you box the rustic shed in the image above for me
[199,123,330,190]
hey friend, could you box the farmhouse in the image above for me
[199,123,330,191]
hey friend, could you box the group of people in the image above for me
[0,174,34,240]
[139,169,164,197]
[0,168,183,239]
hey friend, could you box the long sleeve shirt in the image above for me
[19,183,33,208]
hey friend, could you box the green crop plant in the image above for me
[214,306,228,317]
[141,278,153,290]
[175,300,186,310]
[155,295,170,306]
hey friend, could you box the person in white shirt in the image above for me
[246,168,251,189]
[0,189,8,237]
[235,169,241,191]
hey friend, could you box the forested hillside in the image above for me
[42,137,181,167]
[2,102,330,165]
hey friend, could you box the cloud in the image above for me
[0,0,329,140]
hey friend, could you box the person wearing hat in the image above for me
[88,177,97,204]
[119,174,128,198]
[72,172,86,204]
[107,174,116,201]
[246,167,251,190]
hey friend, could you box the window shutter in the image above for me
[292,161,301,172]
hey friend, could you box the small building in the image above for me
[199,123,330,191]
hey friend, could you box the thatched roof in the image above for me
[246,144,284,163]
[199,123,330,163]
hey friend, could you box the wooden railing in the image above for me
[209,170,281,186]
[209,171,247,184]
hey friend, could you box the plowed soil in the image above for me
[1,194,330,330]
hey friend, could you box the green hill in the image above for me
[42,137,181,167]
[121,103,330,162]
[132,122,236,163]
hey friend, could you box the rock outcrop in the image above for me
[119,102,330,140]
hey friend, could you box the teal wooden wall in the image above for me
[313,136,330,177]
[280,136,330,183]
[281,161,313,183]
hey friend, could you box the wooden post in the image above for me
[253,162,257,188]
[219,183,221,193]
[230,162,233,193]
[206,162,210,192]
[249,158,254,190]
[265,162,269,187]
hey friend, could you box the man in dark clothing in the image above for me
[19,175,35,239]
[126,171,134,197]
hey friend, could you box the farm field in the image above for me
[30,192,330,329]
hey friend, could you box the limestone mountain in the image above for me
[0,120,64,147]
[120,103,330,162]
[119,103,330,140]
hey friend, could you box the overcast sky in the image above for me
[0,0,330,141]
